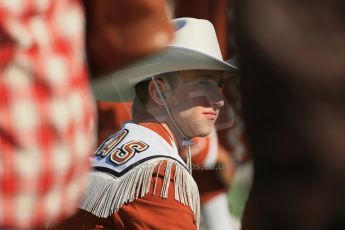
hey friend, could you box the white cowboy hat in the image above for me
[91,17,238,102]
[226,56,239,67]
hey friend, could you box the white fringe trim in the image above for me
[80,157,200,228]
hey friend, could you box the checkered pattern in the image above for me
[0,0,96,228]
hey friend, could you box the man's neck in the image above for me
[132,120,184,153]
[133,107,192,153]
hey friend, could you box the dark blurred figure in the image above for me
[236,1,345,230]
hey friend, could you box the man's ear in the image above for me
[148,79,166,105]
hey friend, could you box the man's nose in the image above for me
[209,95,225,110]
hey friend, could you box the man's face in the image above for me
[164,70,225,138]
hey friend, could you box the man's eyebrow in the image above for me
[192,74,218,80]
[201,74,215,79]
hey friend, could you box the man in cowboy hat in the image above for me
[51,17,237,230]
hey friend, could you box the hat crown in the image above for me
[92,18,237,102]
[170,18,223,61]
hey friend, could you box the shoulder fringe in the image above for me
[79,157,200,228]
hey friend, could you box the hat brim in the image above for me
[91,47,238,102]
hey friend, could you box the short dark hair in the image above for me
[134,79,150,105]
[132,72,177,116]
[134,72,177,104]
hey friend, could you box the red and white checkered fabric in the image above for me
[0,0,96,228]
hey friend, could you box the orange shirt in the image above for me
[51,123,197,230]
[51,161,197,230]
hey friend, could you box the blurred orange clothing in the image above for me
[97,101,132,143]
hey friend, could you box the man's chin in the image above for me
[191,127,212,138]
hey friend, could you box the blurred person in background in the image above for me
[0,0,172,229]
[94,0,178,145]
[236,0,345,229]
[0,1,95,228]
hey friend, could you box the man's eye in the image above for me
[195,79,222,88]
[197,80,209,87]
[217,79,225,88]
